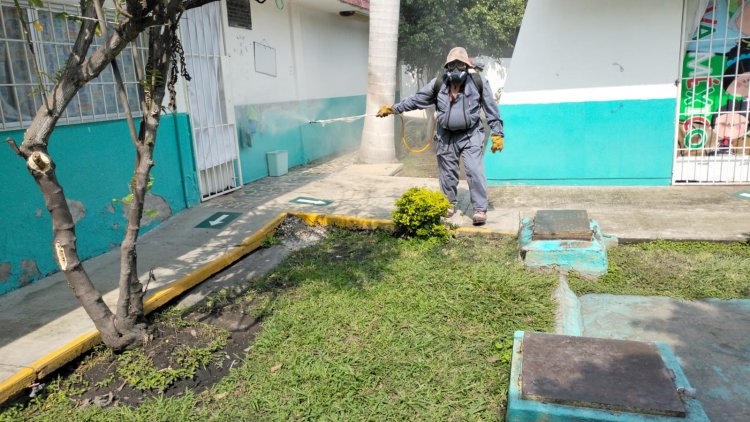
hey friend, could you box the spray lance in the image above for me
[308,112,432,153]
[308,113,380,126]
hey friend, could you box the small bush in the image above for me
[392,187,452,239]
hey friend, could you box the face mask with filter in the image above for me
[445,62,468,83]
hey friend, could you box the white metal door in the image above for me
[675,0,750,184]
[180,3,242,200]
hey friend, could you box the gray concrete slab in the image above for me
[521,332,685,417]
[2,150,750,401]
[532,210,591,240]
[581,295,750,422]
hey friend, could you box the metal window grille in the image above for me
[0,1,148,131]
[676,0,750,183]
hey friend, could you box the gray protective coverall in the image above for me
[392,73,504,212]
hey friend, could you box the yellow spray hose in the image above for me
[399,114,436,153]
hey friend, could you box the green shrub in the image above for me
[392,187,452,239]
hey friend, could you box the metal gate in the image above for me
[675,0,750,183]
[180,3,242,200]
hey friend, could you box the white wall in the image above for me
[224,2,297,105]
[503,0,685,104]
[294,6,368,100]
[222,1,368,106]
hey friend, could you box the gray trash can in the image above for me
[267,150,288,177]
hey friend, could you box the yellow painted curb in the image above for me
[0,212,288,405]
[0,368,35,405]
[289,212,394,231]
[456,227,517,237]
[31,331,101,379]
[143,212,287,314]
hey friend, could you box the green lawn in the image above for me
[569,240,750,300]
[2,229,556,421]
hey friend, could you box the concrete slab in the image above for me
[581,295,750,422]
[521,332,685,416]
[485,185,750,241]
[508,331,708,422]
[532,210,592,240]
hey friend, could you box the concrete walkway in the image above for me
[2,151,750,406]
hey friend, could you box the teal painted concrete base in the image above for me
[489,98,676,186]
[519,218,612,277]
[507,331,709,421]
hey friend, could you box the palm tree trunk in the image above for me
[359,0,400,164]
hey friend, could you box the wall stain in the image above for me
[67,199,86,224]
[19,259,41,287]
[0,263,11,282]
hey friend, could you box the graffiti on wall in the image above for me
[679,0,750,157]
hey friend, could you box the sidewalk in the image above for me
[2,151,750,403]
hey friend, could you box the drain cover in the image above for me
[521,332,686,417]
[532,210,592,241]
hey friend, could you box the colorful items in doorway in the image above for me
[679,0,750,157]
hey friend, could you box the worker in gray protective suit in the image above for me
[376,47,504,226]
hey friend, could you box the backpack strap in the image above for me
[469,69,484,98]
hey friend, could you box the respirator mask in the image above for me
[445,61,468,83]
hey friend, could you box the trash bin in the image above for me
[267,150,288,177]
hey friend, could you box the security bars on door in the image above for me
[676,0,750,183]
[180,3,242,201]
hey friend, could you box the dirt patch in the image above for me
[73,307,260,408]
[8,217,329,410]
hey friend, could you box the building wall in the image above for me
[0,114,197,295]
[492,0,685,185]
[225,1,369,182]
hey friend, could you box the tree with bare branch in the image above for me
[6,0,213,350]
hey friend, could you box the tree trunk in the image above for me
[359,0,400,164]
[115,19,178,333]
[9,0,186,350]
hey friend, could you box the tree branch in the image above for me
[92,0,139,147]
[114,0,133,20]
[5,137,26,158]
[13,0,50,112]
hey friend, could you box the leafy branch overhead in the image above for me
[398,0,525,79]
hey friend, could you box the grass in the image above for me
[1,229,557,421]
[569,240,750,300]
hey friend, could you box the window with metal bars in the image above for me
[0,2,148,131]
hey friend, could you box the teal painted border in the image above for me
[488,98,676,186]
[235,95,365,182]
[519,219,608,277]
[507,331,709,421]
[0,113,197,295]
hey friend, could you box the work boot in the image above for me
[445,205,456,218]
[472,210,487,226]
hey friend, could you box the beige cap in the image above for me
[444,47,471,66]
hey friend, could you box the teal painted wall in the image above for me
[486,98,676,185]
[0,113,198,295]
[236,95,365,182]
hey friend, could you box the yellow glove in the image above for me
[376,105,394,118]
[491,134,504,153]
